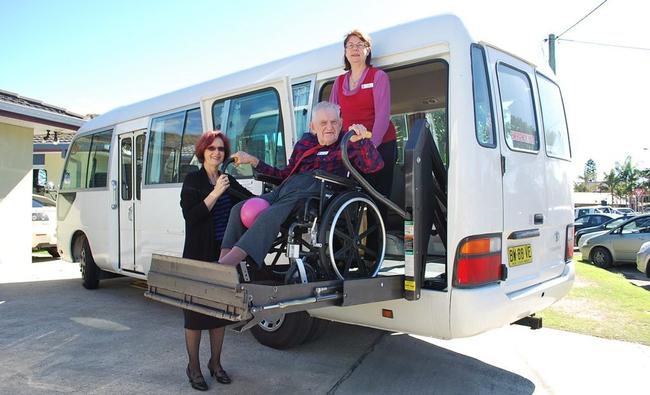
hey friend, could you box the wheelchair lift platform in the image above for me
[145,253,404,330]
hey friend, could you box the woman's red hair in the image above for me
[194,131,231,163]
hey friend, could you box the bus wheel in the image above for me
[590,247,612,269]
[77,236,100,289]
[302,318,331,344]
[250,312,313,349]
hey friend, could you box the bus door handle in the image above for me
[128,206,133,222]
[534,214,544,225]
[111,180,118,209]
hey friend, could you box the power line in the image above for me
[557,0,608,39]
[558,38,650,52]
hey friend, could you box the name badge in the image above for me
[317,151,329,156]
[361,83,374,89]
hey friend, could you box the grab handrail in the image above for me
[340,131,411,220]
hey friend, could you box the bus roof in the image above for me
[81,14,476,133]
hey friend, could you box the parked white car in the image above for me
[637,241,650,277]
[574,206,616,219]
[580,214,650,268]
[32,194,59,257]
[614,207,637,216]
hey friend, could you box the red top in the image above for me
[336,67,396,145]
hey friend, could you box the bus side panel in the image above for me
[137,186,185,274]
[57,190,116,272]
[309,289,452,339]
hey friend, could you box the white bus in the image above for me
[57,14,574,348]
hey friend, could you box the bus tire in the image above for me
[302,318,331,344]
[590,247,612,269]
[78,236,100,289]
[250,312,313,349]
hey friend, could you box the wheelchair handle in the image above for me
[341,131,411,220]
[220,157,236,174]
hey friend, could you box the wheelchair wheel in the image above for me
[318,191,386,280]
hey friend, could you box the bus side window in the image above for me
[471,45,496,148]
[211,88,286,178]
[537,73,571,160]
[87,130,112,188]
[292,81,312,140]
[497,64,539,152]
[179,108,203,174]
[146,111,185,184]
[61,131,113,191]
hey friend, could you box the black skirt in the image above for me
[183,240,232,330]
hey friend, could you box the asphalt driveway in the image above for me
[0,259,648,394]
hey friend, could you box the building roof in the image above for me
[0,89,85,132]
[0,89,84,119]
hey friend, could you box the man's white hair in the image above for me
[311,101,341,121]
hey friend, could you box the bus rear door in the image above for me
[488,48,565,291]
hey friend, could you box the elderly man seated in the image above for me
[217,101,384,274]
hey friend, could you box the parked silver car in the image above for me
[32,194,59,257]
[637,241,650,277]
[580,214,650,268]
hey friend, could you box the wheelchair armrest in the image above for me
[312,170,356,188]
[253,172,283,186]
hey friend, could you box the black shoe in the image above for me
[186,365,208,391]
[208,359,232,385]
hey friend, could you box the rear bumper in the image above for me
[637,251,649,277]
[449,261,575,338]
[579,244,593,259]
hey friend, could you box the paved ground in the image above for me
[0,257,648,394]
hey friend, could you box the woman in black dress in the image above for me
[180,131,251,391]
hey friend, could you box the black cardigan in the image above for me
[180,167,252,261]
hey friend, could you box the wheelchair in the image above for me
[224,132,389,286]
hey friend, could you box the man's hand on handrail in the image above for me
[348,124,372,143]
[231,151,260,167]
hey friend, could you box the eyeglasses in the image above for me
[345,43,368,50]
[206,146,225,152]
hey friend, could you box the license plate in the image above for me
[508,244,533,267]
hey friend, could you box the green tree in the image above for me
[614,156,640,207]
[574,181,588,192]
[599,169,619,204]
[584,159,597,182]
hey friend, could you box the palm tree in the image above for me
[599,169,619,204]
[614,157,640,208]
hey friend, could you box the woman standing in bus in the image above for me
[329,29,397,197]
[180,131,251,391]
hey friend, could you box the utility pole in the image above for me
[548,34,557,73]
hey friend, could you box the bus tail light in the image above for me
[453,235,504,288]
[565,224,574,262]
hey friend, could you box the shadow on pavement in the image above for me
[332,331,535,395]
[31,255,59,263]
[609,265,650,291]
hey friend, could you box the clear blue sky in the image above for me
[2,0,648,179]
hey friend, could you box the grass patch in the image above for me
[539,254,650,345]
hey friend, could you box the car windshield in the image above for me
[32,195,55,208]
[621,217,650,234]
[605,217,628,229]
